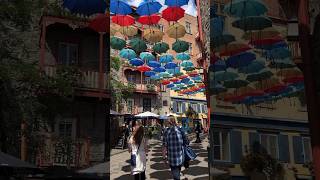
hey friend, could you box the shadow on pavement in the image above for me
[150,157,163,163]
[151,152,163,156]
[183,166,208,176]
[121,165,131,173]
[114,174,133,180]
[150,170,173,179]
[204,158,208,162]
[194,176,210,180]
[197,153,208,157]
[189,159,201,166]
[150,162,170,170]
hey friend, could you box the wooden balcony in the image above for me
[44,66,110,98]
[37,137,90,168]
[129,82,159,94]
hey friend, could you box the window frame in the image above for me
[127,98,134,113]
[176,101,183,113]
[259,134,279,159]
[213,130,231,161]
[58,42,79,65]
[302,136,312,163]
[185,21,192,34]
[143,98,152,112]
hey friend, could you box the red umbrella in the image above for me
[264,84,287,93]
[283,76,304,84]
[178,75,189,79]
[224,95,246,102]
[89,13,109,32]
[198,83,206,89]
[250,36,283,46]
[137,65,151,72]
[111,15,135,26]
[138,14,161,25]
[188,71,199,77]
[162,7,185,22]
[170,78,180,82]
[161,79,171,85]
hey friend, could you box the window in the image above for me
[58,42,78,65]
[213,131,230,161]
[302,137,312,163]
[188,43,192,54]
[127,72,136,83]
[176,101,183,113]
[163,100,168,106]
[186,21,192,34]
[143,98,151,112]
[260,134,279,159]
[191,103,197,112]
[159,24,164,32]
[160,84,166,92]
[55,118,75,139]
[127,98,134,113]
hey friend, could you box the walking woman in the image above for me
[128,122,148,180]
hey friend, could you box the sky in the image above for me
[125,0,198,17]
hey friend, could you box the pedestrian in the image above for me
[128,122,148,180]
[162,116,189,180]
[195,122,202,143]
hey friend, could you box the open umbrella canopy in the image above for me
[223,0,268,17]
[111,15,135,26]
[120,48,136,59]
[119,26,138,36]
[167,23,186,39]
[135,111,159,118]
[212,60,227,72]
[217,43,251,57]
[136,0,162,16]
[210,16,224,37]
[264,47,291,59]
[167,83,175,88]
[143,28,164,43]
[140,52,155,62]
[226,52,256,68]
[183,67,196,71]
[277,68,302,78]
[145,71,156,77]
[176,53,190,61]
[246,69,273,82]
[242,27,280,40]
[147,61,161,68]
[165,62,178,69]
[162,7,185,21]
[110,36,126,50]
[110,0,132,15]
[283,76,304,84]
[150,74,162,80]
[129,38,147,53]
[232,16,272,31]
[129,58,144,66]
[137,65,152,72]
[165,0,189,6]
[250,36,284,46]
[212,33,236,48]
[254,41,287,50]
[181,60,194,67]
[181,78,190,83]
[153,67,166,72]
[89,14,109,32]
[63,0,107,16]
[238,59,266,74]
[213,70,239,82]
[172,40,189,53]
[224,79,250,88]
[153,42,170,54]
[159,72,173,78]
[161,79,171,85]
[159,54,174,63]
[138,14,161,25]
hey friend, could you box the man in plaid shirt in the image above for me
[162,116,189,180]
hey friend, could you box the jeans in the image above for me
[170,165,182,180]
[134,171,145,180]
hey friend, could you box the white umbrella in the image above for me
[135,111,159,118]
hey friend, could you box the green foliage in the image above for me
[111,56,122,71]
[146,84,156,91]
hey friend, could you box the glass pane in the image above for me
[59,44,68,64]
[269,136,278,159]
[213,145,221,160]
[260,135,268,152]
[221,132,230,161]
[213,131,220,145]
[303,138,312,162]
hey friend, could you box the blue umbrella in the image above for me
[165,0,189,6]
[224,0,268,17]
[150,74,162,80]
[147,61,161,68]
[238,59,266,74]
[153,67,166,72]
[129,58,144,66]
[145,71,156,77]
[212,60,226,72]
[176,53,191,61]
[159,54,174,63]
[209,83,226,94]
[165,62,178,69]
[120,48,136,60]
[191,76,202,81]
[269,58,295,69]
[212,33,236,48]
[140,52,155,62]
[137,0,162,16]
[232,16,272,31]
[255,41,287,50]
[110,0,132,15]
[174,80,182,84]
[181,78,190,83]
[264,47,291,59]
[181,61,194,67]
[226,52,256,68]
[63,0,107,16]
[167,83,175,88]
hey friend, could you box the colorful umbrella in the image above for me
[119,26,138,36]
[217,43,251,57]
[181,78,190,83]
[165,62,178,69]
[178,75,189,79]
[170,78,180,82]
[212,33,236,48]
[211,60,227,72]
[226,52,256,68]
[143,29,164,43]
[224,79,250,88]
[255,41,287,50]
[161,79,171,85]
[250,36,283,46]
[232,16,272,31]
[110,36,126,50]
[264,84,287,94]
[165,0,189,6]
[147,61,161,68]
[145,71,156,77]
[129,38,147,53]
[183,67,196,71]
[153,67,166,72]
[223,0,268,17]
[120,48,136,59]
[277,69,302,78]
[137,65,152,72]
[181,61,194,67]
[172,40,189,53]
[167,83,175,88]
[283,76,304,84]
[167,23,186,39]
[264,47,291,59]
[210,84,227,94]
[159,72,173,78]
[153,42,169,54]
[188,71,200,77]
[110,0,132,15]
[137,14,161,25]
[246,69,273,82]
[214,71,239,82]
[63,0,107,16]
[89,14,109,32]
[129,58,144,66]
[111,15,135,26]
[238,59,266,74]
[176,53,190,61]
[242,27,280,40]
[136,0,162,16]
[159,54,174,63]
[140,52,156,62]
[162,7,185,21]
[150,74,162,80]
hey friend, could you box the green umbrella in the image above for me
[173,72,184,77]
[153,42,169,54]
[172,40,189,53]
[111,36,126,50]
[129,38,147,53]
[246,70,273,82]
[183,67,196,71]
[224,79,249,88]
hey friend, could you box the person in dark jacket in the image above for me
[194,122,202,143]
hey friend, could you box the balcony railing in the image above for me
[288,41,302,64]
[44,66,109,90]
[129,83,159,93]
[37,137,90,168]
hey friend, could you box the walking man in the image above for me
[162,116,189,180]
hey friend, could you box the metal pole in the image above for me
[298,0,320,179]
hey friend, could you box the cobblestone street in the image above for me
[110,134,209,180]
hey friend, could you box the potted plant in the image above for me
[146,84,156,91]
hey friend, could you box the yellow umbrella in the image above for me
[143,28,164,43]
[166,23,186,39]
[110,26,117,36]
[119,26,138,37]
[242,27,280,40]
[276,68,302,78]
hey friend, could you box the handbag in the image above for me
[130,140,141,167]
[184,145,197,161]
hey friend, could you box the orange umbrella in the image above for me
[217,43,251,57]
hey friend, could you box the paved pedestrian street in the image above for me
[110,134,209,180]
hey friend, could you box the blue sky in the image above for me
[125,0,198,17]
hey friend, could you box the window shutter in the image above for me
[278,134,290,162]
[293,136,304,164]
[172,101,177,113]
[230,130,243,163]
[249,132,260,152]
[182,102,186,112]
